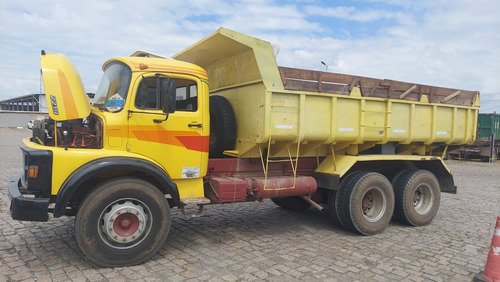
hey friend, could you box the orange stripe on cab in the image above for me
[131,129,209,153]
[57,70,79,120]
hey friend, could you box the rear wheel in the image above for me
[327,190,341,226]
[336,172,394,235]
[327,171,362,227]
[392,169,440,226]
[75,178,171,267]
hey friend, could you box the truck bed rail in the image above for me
[279,66,478,107]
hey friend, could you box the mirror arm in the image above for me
[153,113,169,123]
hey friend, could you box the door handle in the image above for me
[188,123,203,128]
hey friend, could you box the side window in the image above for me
[135,76,198,112]
[135,77,161,110]
[175,78,198,112]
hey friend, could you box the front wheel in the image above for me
[75,178,171,267]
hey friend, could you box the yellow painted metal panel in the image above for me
[21,137,165,195]
[173,28,479,160]
[314,153,450,177]
[40,52,91,121]
[106,56,208,81]
[303,95,332,142]
[174,178,205,198]
[390,103,411,141]
[173,27,283,92]
[125,72,209,182]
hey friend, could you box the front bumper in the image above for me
[8,173,50,222]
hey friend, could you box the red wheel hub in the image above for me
[101,200,148,244]
[363,197,372,209]
[113,213,140,237]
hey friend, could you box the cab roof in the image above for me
[103,54,208,80]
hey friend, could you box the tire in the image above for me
[327,171,362,227]
[271,197,285,208]
[327,190,341,226]
[392,169,441,226]
[209,95,236,157]
[75,178,171,267]
[271,196,311,211]
[336,172,394,235]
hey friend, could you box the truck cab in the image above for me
[9,50,211,266]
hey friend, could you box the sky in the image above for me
[1,0,499,112]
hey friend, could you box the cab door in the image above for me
[127,74,209,187]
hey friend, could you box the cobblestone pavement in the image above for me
[1,128,499,281]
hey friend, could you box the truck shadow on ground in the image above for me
[162,199,407,251]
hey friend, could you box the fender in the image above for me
[314,156,455,193]
[53,157,181,217]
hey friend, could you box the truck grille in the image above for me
[20,145,53,197]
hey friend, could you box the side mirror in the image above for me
[161,79,176,114]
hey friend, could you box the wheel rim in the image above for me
[413,183,434,215]
[99,199,151,249]
[361,187,387,222]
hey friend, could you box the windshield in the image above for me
[93,62,131,112]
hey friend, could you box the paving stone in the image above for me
[1,128,499,281]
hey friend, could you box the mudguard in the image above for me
[53,157,181,217]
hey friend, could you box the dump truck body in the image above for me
[8,28,479,267]
[174,28,478,162]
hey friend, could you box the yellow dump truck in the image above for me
[8,28,479,267]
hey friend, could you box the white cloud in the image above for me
[273,0,500,112]
[0,0,499,112]
[304,5,404,23]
